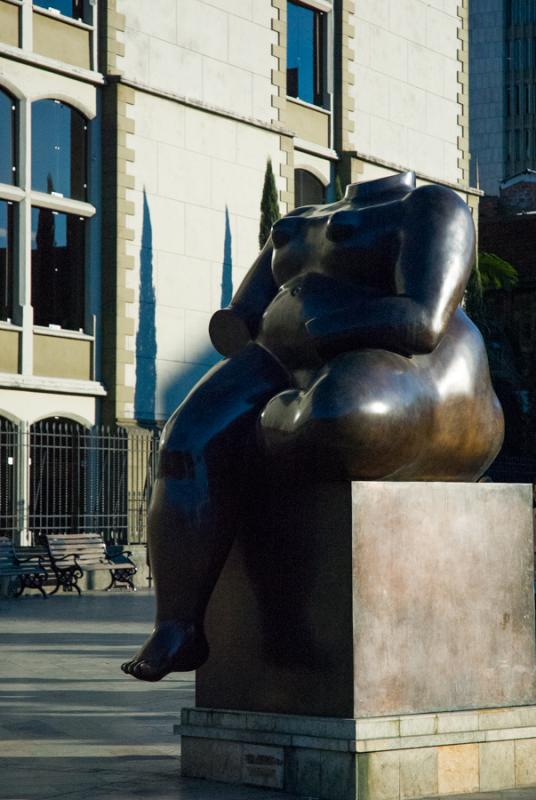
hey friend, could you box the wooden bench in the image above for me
[0,537,48,598]
[45,533,137,595]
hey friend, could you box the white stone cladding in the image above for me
[116,0,278,125]
[350,0,463,184]
[126,90,284,421]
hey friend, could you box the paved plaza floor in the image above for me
[0,590,536,800]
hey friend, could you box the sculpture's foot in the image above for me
[121,620,209,681]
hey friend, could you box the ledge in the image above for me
[0,372,106,396]
[347,149,483,196]
[114,76,294,138]
[0,43,104,85]
[179,704,536,754]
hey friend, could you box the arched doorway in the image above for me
[29,417,88,541]
[294,168,326,208]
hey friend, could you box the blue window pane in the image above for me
[31,207,85,330]
[33,0,85,21]
[287,2,315,104]
[32,100,87,200]
[0,200,14,321]
[0,90,16,186]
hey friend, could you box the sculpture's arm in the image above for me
[306,185,475,357]
[209,239,278,357]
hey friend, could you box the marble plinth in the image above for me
[183,481,536,798]
[178,706,536,799]
[197,482,536,718]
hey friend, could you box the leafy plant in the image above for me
[465,252,518,328]
[477,251,519,291]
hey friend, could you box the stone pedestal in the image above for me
[180,481,536,799]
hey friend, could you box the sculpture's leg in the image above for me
[259,349,434,480]
[122,343,290,681]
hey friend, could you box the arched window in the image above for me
[0,416,18,538]
[31,99,87,201]
[294,168,326,208]
[29,417,88,539]
[0,88,16,186]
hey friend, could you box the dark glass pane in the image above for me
[294,169,325,208]
[31,207,85,330]
[0,200,14,322]
[287,2,315,104]
[32,100,87,200]
[0,90,16,186]
[33,0,85,21]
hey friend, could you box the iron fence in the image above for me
[0,419,160,546]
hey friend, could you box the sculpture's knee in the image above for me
[260,351,434,479]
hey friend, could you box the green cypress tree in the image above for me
[334,173,344,201]
[259,158,280,249]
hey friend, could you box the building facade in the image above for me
[470,0,536,195]
[0,0,476,545]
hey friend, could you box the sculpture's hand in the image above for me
[305,297,428,359]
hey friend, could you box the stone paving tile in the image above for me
[418,789,536,799]
[0,592,300,800]
[0,592,535,800]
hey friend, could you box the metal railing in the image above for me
[0,418,160,546]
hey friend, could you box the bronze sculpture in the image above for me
[121,171,504,682]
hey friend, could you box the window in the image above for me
[33,0,87,22]
[0,201,14,322]
[31,208,85,330]
[32,100,87,201]
[0,89,16,186]
[287,1,326,107]
[294,169,326,207]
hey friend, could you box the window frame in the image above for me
[0,87,95,336]
[31,98,89,203]
[30,206,87,332]
[286,0,331,110]
[32,0,94,27]
[0,199,15,323]
[0,88,17,188]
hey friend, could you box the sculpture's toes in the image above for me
[130,659,168,682]
[121,658,138,676]
[120,622,209,681]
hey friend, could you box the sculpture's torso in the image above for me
[253,176,504,480]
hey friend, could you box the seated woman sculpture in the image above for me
[122,171,504,682]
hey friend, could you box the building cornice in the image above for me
[0,43,104,85]
[346,150,483,197]
[0,373,107,396]
[107,75,295,139]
